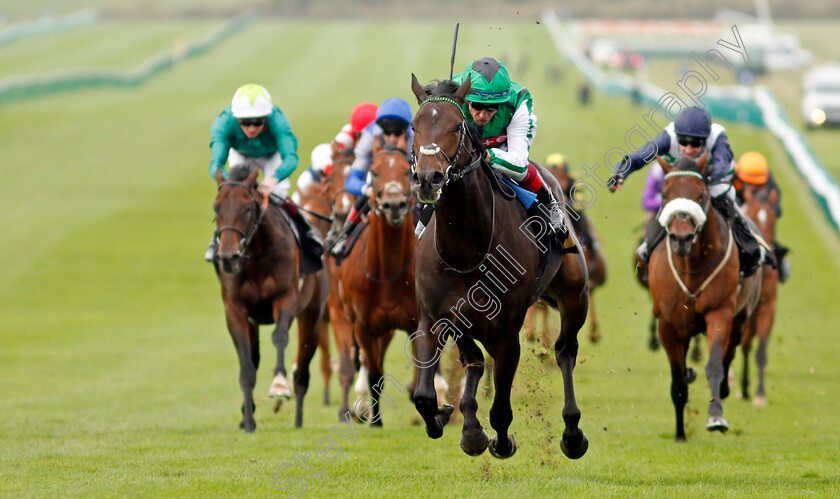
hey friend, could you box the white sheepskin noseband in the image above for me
[658,198,707,228]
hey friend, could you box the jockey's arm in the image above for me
[266,110,300,182]
[707,131,734,182]
[621,131,671,179]
[345,129,374,196]
[486,103,535,182]
[208,113,233,179]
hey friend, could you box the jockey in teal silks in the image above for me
[205,84,322,273]
[413,57,566,241]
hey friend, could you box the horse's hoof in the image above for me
[753,395,768,407]
[706,416,729,433]
[488,435,517,459]
[649,337,660,351]
[589,330,601,344]
[685,367,697,384]
[460,428,490,456]
[323,388,330,406]
[240,420,256,433]
[560,430,589,459]
[269,374,292,398]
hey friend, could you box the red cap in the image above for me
[350,102,378,133]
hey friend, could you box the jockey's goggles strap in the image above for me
[420,97,465,118]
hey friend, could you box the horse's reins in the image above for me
[415,96,495,274]
[661,170,733,301]
[216,181,270,258]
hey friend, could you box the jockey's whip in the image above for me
[450,23,459,79]
[286,200,334,223]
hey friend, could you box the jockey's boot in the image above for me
[774,241,790,283]
[414,204,436,240]
[330,197,369,258]
[534,184,567,236]
[205,235,218,262]
[714,194,774,278]
[636,217,666,263]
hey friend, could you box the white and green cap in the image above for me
[231,84,273,118]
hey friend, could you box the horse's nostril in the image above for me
[431,171,445,186]
[398,201,407,210]
[410,172,420,185]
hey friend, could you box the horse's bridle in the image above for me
[411,97,482,186]
[215,181,268,259]
[413,96,496,274]
[660,170,711,240]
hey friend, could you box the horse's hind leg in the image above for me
[587,289,601,343]
[318,319,332,405]
[292,311,320,428]
[554,287,590,459]
[487,338,520,459]
[457,337,489,456]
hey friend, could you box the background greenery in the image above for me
[1,15,839,497]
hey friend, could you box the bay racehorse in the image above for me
[213,166,329,431]
[739,184,779,406]
[409,75,590,459]
[336,141,418,425]
[649,154,761,441]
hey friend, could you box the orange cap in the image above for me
[735,151,769,185]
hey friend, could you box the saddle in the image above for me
[273,197,324,275]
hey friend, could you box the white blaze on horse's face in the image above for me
[658,198,707,231]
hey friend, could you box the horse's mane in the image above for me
[228,165,257,183]
[420,79,486,156]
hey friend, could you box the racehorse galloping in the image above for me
[336,142,418,425]
[213,166,329,431]
[739,184,779,406]
[323,145,364,421]
[649,155,761,441]
[409,75,590,459]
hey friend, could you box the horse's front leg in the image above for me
[555,287,590,459]
[659,321,689,441]
[486,337,520,459]
[411,317,454,439]
[354,325,385,427]
[705,308,734,432]
[457,336,488,456]
[269,296,297,399]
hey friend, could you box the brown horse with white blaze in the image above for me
[336,141,418,425]
[213,166,329,431]
[409,75,590,459]
[649,154,761,441]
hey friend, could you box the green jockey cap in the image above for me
[460,57,512,104]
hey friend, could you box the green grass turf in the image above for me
[0,19,839,497]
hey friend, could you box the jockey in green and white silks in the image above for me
[451,57,566,236]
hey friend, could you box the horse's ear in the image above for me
[215,167,225,184]
[330,140,340,156]
[247,166,260,186]
[454,75,472,103]
[697,151,709,174]
[768,188,778,206]
[411,73,429,104]
[656,155,673,174]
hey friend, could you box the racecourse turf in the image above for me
[1,19,839,497]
